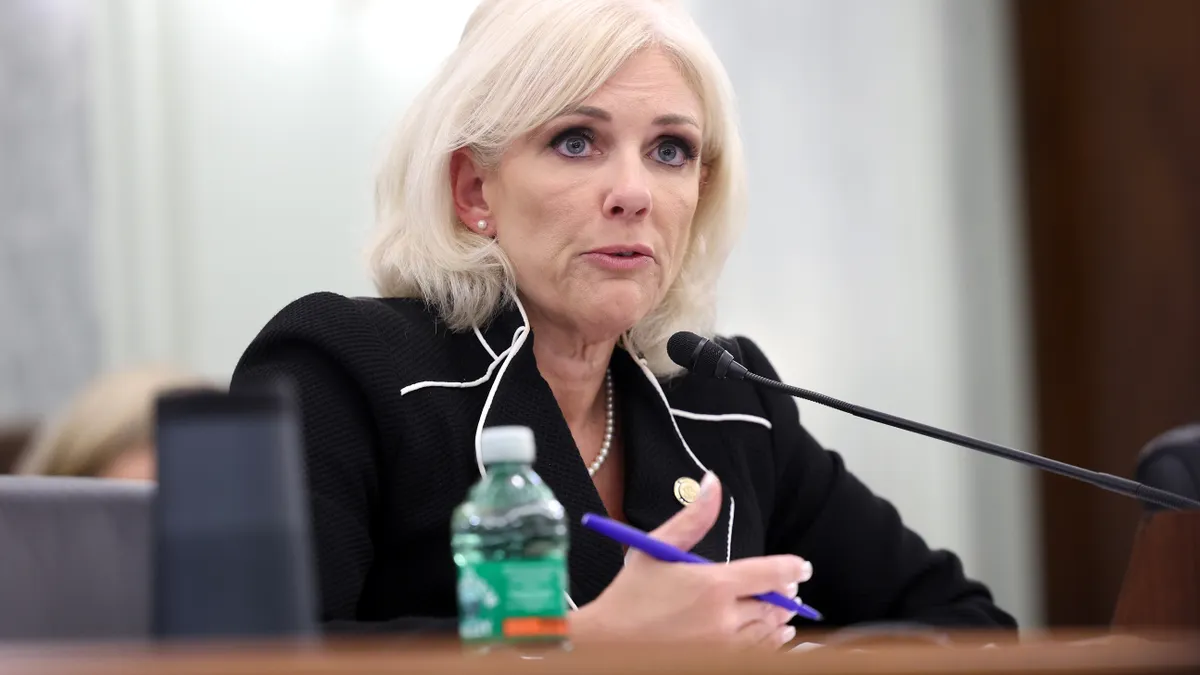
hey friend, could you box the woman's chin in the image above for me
[568,292,654,340]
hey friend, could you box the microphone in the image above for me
[666,331,1200,512]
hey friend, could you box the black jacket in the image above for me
[231,292,1016,633]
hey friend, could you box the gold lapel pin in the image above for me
[673,477,701,506]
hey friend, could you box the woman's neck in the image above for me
[525,315,618,431]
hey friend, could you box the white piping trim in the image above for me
[469,300,583,613]
[669,409,773,430]
[473,325,498,360]
[473,296,531,478]
[399,345,514,396]
[622,335,735,563]
[624,342,710,475]
[725,497,735,563]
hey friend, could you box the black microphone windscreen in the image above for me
[667,331,705,369]
[668,331,736,378]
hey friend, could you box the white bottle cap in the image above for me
[480,426,536,464]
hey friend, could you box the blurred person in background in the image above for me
[16,365,213,480]
[232,0,1015,647]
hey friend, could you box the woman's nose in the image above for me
[602,159,653,220]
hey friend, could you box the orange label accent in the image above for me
[503,617,568,638]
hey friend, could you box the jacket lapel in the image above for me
[476,312,733,606]
[612,350,733,564]
[479,322,624,607]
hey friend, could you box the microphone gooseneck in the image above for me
[667,331,1200,512]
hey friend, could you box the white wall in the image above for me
[92,0,481,379]
[92,0,1040,627]
[691,0,1040,626]
[0,0,98,422]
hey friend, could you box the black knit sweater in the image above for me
[230,292,1016,633]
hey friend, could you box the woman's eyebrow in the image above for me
[557,105,700,129]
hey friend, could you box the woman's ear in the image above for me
[699,163,711,197]
[449,148,492,234]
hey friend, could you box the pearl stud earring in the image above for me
[476,220,487,230]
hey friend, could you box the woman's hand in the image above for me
[570,472,814,649]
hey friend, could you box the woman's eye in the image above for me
[552,132,594,158]
[652,139,693,167]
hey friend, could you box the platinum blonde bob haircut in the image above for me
[368,0,747,376]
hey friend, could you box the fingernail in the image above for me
[785,582,799,598]
[798,560,813,583]
[699,471,718,500]
[779,626,797,645]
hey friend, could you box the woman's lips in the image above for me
[581,251,655,270]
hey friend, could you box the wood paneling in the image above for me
[1013,0,1200,626]
[1113,512,1200,629]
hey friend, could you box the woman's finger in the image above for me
[733,580,798,624]
[720,555,810,598]
[735,595,797,630]
[734,597,775,628]
[736,619,799,651]
[772,624,798,649]
[734,619,778,650]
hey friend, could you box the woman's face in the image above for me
[458,48,705,341]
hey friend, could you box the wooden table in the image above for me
[1,631,1197,674]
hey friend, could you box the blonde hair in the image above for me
[368,0,747,376]
[17,365,211,477]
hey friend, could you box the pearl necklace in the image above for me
[586,368,615,477]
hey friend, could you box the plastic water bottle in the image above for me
[452,426,570,651]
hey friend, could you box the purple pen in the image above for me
[580,513,822,621]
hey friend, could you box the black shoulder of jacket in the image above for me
[247,292,444,339]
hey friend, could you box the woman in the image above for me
[232,0,1015,647]
[18,365,211,480]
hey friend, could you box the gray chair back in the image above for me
[0,476,152,640]
[1137,424,1200,511]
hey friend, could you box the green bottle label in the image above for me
[457,558,568,644]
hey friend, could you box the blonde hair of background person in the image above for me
[367,0,746,377]
[17,366,211,480]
